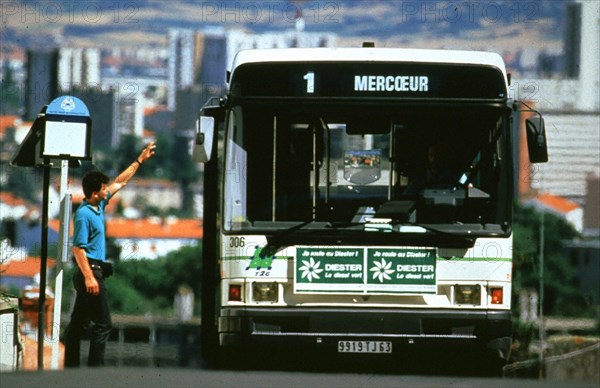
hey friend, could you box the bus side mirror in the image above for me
[525,117,548,163]
[192,116,215,163]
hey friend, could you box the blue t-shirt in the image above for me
[72,193,111,262]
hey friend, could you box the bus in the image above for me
[193,46,548,371]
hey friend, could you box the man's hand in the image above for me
[73,246,99,295]
[138,141,157,164]
[85,274,100,295]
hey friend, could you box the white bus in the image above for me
[193,47,548,372]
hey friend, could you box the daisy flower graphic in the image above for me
[299,257,323,282]
[370,259,394,283]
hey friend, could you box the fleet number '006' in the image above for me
[338,341,392,353]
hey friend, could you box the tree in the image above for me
[171,133,199,216]
[1,164,40,203]
[512,204,587,316]
[108,243,202,314]
[116,134,146,176]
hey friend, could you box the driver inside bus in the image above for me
[403,144,458,195]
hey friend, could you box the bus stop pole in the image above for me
[37,160,51,370]
[51,159,70,369]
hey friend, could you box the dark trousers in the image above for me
[64,267,112,367]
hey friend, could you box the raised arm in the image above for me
[108,141,157,197]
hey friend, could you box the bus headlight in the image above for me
[252,282,279,303]
[454,284,481,305]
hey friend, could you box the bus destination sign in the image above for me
[295,247,437,294]
[354,75,429,93]
[231,62,506,100]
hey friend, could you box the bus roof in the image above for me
[230,47,507,77]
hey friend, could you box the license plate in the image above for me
[337,340,392,354]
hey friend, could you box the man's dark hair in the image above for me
[82,171,109,199]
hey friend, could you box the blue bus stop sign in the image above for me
[11,95,92,167]
[46,96,90,116]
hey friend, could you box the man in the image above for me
[404,144,458,195]
[64,141,156,367]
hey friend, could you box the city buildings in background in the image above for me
[0,18,340,272]
[0,1,598,264]
[513,1,599,234]
[167,25,336,133]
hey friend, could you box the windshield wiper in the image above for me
[407,222,509,238]
[252,220,331,231]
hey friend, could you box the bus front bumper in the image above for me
[218,307,512,360]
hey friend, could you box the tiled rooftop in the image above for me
[0,257,56,277]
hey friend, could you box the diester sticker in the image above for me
[296,248,364,290]
[295,247,436,294]
[367,248,436,293]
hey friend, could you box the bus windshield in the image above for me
[223,102,511,234]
